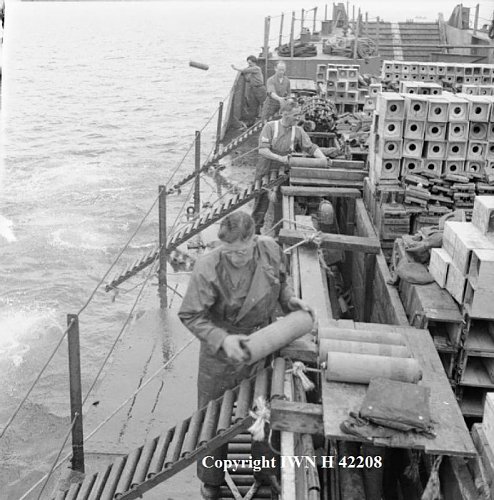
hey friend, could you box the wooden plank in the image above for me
[363,253,376,322]
[279,229,381,254]
[441,456,481,500]
[281,186,361,198]
[328,159,365,169]
[471,424,494,499]
[465,325,494,355]
[271,400,324,435]
[296,215,333,329]
[281,371,297,500]
[290,177,364,188]
[321,326,477,457]
[290,167,367,181]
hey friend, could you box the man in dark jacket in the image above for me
[232,55,267,126]
[178,211,312,499]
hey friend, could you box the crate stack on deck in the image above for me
[381,60,494,87]
[428,196,494,418]
[365,89,494,261]
[317,63,368,113]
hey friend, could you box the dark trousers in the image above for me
[251,189,283,236]
[245,85,267,125]
[197,343,277,486]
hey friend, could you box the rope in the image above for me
[283,231,322,253]
[248,396,271,441]
[19,335,196,500]
[289,361,315,391]
[36,415,78,500]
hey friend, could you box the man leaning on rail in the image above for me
[252,98,326,236]
[261,61,291,121]
[178,211,313,500]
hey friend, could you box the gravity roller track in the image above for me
[51,359,287,500]
[105,170,288,291]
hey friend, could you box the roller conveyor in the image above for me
[52,360,287,500]
[105,171,288,292]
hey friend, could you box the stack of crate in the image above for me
[381,61,494,86]
[399,81,443,95]
[321,64,368,112]
[428,196,494,418]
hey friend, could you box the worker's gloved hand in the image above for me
[222,334,249,363]
[287,297,316,323]
[279,155,289,165]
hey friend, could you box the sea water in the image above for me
[0,0,482,495]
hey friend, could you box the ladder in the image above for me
[167,120,264,196]
[105,170,288,291]
[52,359,287,500]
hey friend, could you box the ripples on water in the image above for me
[0,0,472,494]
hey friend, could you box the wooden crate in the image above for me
[429,247,453,288]
[484,393,494,452]
[472,196,494,235]
[445,261,467,304]
[464,281,494,319]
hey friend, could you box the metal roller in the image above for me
[254,179,261,191]
[318,327,406,346]
[318,338,411,362]
[216,389,236,434]
[87,465,113,500]
[198,399,220,446]
[72,473,96,500]
[114,446,143,498]
[269,169,278,182]
[261,175,269,186]
[181,408,205,458]
[98,456,126,500]
[163,418,190,467]
[253,368,269,401]
[227,453,251,461]
[288,157,328,169]
[147,428,175,478]
[227,474,257,486]
[245,185,254,197]
[64,481,81,500]
[227,442,251,454]
[270,358,286,400]
[230,433,252,444]
[131,437,158,488]
[234,379,252,422]
[219,485,272,498]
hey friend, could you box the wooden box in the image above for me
[401,158,422,176]
[469,122,489,141]
[425,122,447,141]
[403,138,423,158]
[443,221,494,274]
[464,282,494,319]
[429,247,453,288]
[377,119,403,139]
[445,94,470,121]
[472,196,494,235]
[446,141,467,160]
[403,119,425,139]
[484,393,494,451]
[468,248,494,289]
[377,139,403,159]
[404,95,429,121]
[445,261,467,304]
[467,141,487,160]
[426,141,446,159]
[427,97,450,122]
[447,121,469,141]
[376,93,405,120]
[422,159,442,177]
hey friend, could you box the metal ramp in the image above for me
[52,360,286,500]
[105,169,288,292]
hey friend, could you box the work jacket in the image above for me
[178,235,294,357]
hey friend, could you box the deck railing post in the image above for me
[215,102,223,155]
[264,16,270,82]
[376,16,380,55]
[325,4,328,21]
[301,9,305,33]
[67,314,84,473]
[194,131,201,214]
[473,3,479,35]
[365,12,368,36]
[279,13,284,49]
[313,7,317,33]
[290,11,295,58]
[353,9,360,59]
[158,186,167,309]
